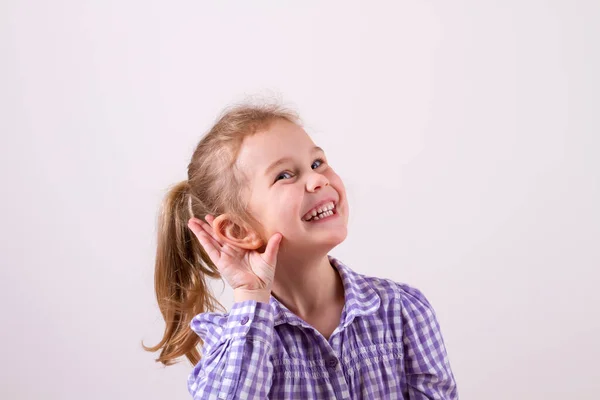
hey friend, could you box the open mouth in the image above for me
[302,201,337,222]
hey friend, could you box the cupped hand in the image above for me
[187,215,282,292]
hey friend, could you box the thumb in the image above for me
[262,233,283,266]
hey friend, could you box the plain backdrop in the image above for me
[1,1,599,399]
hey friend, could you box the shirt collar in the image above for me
[269,255,381,328]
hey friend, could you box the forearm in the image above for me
[189,299,275,399]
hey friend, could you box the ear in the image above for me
[211,213,264,250]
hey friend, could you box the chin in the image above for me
[291,228,348,253]
[322,228,348,247]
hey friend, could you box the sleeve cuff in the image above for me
[221,300,275,340]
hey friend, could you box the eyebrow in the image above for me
[264,146,324,177]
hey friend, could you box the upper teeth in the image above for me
[303,202,335,221]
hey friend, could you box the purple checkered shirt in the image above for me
[188,256,458,399]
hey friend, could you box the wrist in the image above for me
[233,288,271,304]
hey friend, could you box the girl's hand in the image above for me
[187,215,283,292]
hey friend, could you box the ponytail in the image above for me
[144,101,301,366]
[143,180,224,366]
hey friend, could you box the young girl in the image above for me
[145,102,458,399]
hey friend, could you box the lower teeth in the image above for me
[312,211,332,221]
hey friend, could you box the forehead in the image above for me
[236,120,315,174]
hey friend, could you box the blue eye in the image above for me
[274,159,326,183]
[275,172,293,182]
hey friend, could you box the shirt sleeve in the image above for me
[187,300,275,400]
[399,284,459,399]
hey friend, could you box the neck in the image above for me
[270,252,345,319]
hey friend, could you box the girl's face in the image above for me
[236,119,349,252]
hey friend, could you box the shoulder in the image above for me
[332,256,433,309]
[357,271,436,316]
[356,267,430,301]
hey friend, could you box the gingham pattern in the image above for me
[188,256,458,399]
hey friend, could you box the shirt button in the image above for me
[240,316,249,325]
[327,357,338,368]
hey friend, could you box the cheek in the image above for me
[326,168,343,184]
[328,172,347,196]
[262,188,303,225]
[328,172,349,216]
[276,189,303,217]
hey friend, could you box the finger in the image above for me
[204,214,215,226]
[187,219,202,236]
[194,217,223,246]
[190,216,213,228]
[188,220,222,254]
[197,232,222,264]
[189,218,211,238]
[262,233,283,266]
[189,223,221,263]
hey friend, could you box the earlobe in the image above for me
[212,214,264,250]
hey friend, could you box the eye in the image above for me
[274,159,326,184]
[274,171,293,182]
[312,158,325,169]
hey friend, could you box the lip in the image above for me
[301,197,338,220]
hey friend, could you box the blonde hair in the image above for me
[143,102,300,366]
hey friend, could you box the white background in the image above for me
[1,1,599,399]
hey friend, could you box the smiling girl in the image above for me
[145,102,458,399]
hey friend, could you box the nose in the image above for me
[306,171,329,192]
